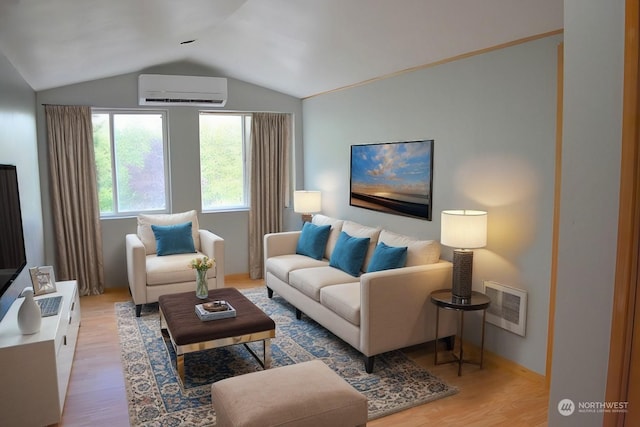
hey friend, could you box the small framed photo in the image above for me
[29,266,57,296]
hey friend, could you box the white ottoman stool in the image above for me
[211,360,368,427]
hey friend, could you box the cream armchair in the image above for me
[126,210,225,316]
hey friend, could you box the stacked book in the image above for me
[195,300,237,321]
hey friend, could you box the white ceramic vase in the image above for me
[18,289,41,335]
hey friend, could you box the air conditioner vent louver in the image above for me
[144,98,225,104]
[483,281,527,336]
[138,74,227,107]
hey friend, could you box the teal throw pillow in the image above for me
[296,222,331,260]
[367,242,408,272]
[329,231,370,277]
[151,222,196,256]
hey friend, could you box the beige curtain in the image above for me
[45,105,104,296]
[249,113,291,279]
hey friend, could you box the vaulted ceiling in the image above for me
[0,0,563,98]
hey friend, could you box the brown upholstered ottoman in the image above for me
[159,287,276,385]
[211,360,368,427]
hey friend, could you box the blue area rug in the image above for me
[117,287,457,426]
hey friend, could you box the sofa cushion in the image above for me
[296,222,331,260]
[320,282,361,326]
[266,254,329,284]
[329,231,370,277]
[146,251,214,285]
[379,229,440,266]
[289,266,357,301]
[311,214,344,260]
[138,210,200,255]
[342,221,381,271]
[151,222,197,256]
[367,242,408,272]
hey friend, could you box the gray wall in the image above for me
[548,0,624,425]
[302,35,562,374]
[36,62,303,288]
[0,52,45,320]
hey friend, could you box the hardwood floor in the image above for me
[60,277,549,426]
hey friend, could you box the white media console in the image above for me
[0,280,81,426]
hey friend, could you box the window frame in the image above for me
[92,108,171,218]
[198,111,252,213]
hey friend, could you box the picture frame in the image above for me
[29,266,57,296]
[483,280,527,337]
[350,139,434,220]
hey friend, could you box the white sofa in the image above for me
[264,214,457,373]
[126,210,225,317]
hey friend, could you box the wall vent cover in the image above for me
[483,281,527,336]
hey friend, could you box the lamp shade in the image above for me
[441,210,487,249]
[293,191,322,214]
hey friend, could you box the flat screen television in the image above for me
[0,165,27,303]
[350,140,434,220]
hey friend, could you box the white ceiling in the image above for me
[0,0,563,98]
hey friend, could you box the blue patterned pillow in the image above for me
[296,222,331,260]
[367,242,408,273]
[329,231,370,276]
[151,222,196,256]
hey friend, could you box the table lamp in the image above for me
[440,210,487,302]
[293,191,321,223]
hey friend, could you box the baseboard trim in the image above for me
[462,341,545,384]
[224,273,265,287]
[225,273,252,281]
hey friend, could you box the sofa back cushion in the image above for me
[379,230,440,266]
[137,210,200,255]
[342,221,381,272]
[312,214,344,259]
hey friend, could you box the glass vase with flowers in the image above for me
[189,256,215,299]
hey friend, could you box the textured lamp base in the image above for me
[301,213,313,223]
[452,249,473,302]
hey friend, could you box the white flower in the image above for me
[189,256,215,271]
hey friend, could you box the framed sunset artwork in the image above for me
[350,140,433,221]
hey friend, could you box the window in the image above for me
[199,113,251,211]
[92,110,169,216]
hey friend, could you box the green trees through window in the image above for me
[199,113,251,210]
[92,111,168,216]
[91,110,253,216]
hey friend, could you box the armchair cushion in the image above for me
[146,251,214,286]
[151,222,196,256]
[137,210,200,255]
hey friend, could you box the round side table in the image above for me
[430,289,491,376]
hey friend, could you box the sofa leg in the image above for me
[364,356,375,373]
[267,287,273,299]
[295,308,302,320]
[135,304,142,317]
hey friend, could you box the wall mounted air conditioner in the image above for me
[138,74,228,107]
